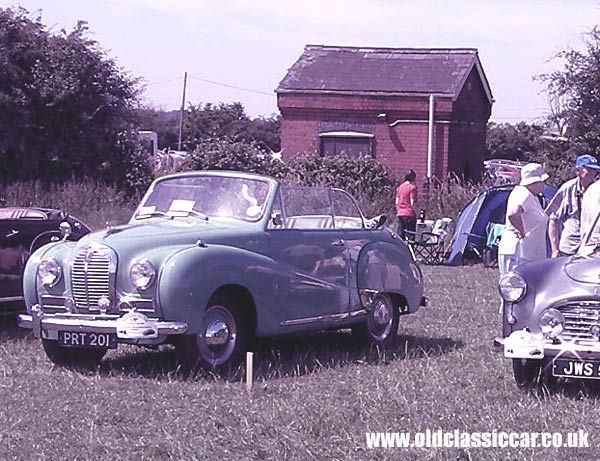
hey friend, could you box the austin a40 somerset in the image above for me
[19,170,425,373]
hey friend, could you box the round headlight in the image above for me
[37,257,62,287]
[130,259,156,290]
[540,308,565,338]
[498,272,527,303]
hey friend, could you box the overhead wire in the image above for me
[142,75,271,97]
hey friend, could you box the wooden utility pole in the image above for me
[178,71,188,151]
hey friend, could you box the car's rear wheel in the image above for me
[42,339,107,367]
[176,297,248,376]
[353,294,399,347]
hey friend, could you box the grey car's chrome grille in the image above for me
[71,245,115,310]
[559,301,600,343]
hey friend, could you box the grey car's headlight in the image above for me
[540,308,565,338]
[130,259,156,289]
[498,272,527,303]
[37,257,62,287]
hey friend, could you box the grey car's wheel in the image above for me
[42,339,107,367]
[353,294,399,347]
[177,299,248,375]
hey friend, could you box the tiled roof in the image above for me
[276,45,493,103]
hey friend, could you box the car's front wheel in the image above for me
[353,294,399,347]
[42,339,107,367]
[512,358,556,389]
[176,297,248,376]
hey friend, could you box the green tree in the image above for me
[135,107,179,150]
[485,122,544,161]
[183,102,280,152]
[485,122,572,185]
[135,103,281,153]
[539,26,600,156]
[0,7,144,189]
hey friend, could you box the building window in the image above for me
[319,131,374,158]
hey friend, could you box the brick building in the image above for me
[276,45,494,182]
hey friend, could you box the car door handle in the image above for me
[331,239,345,247]
[5,229,19,238]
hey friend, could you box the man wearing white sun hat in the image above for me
[498,163,550,276]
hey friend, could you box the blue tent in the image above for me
[446,184,557,265]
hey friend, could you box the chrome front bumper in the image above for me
[18,304,188,339]
[495,329,600,359]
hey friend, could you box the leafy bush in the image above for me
[180,136,288,179]
[284,154,398,218]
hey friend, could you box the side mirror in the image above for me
[367,214,387,229]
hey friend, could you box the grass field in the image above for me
[1,265,599,460]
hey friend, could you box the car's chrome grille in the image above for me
[559,301,600,343]
[71,245,115,310]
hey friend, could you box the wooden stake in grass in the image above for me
[246,352,254,394]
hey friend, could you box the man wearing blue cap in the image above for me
[546,153,600,257]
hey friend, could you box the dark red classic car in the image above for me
[0,208,90,312]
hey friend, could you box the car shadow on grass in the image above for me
[536,379,600,400]
[251,330,464,379]
[97,346,183,381]
[97,330,463,381]
[0,313,32,342]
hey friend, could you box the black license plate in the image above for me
[58,331,117,349]
[553,359,600,379]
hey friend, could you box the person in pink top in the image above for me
[395,169,418,240]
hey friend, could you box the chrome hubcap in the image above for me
[373,301,391,327]
[205,320,230,349]
[369,296,395,341]
[199,305,237,366]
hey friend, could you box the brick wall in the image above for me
[278,82,491,183]
[447,68,491,181]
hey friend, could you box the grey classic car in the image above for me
[1,208,90,313]
[18,170,425,373]
[498,205,600,388]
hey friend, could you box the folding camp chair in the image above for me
[407,218,454,265]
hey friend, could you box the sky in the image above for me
[4,0,600,124]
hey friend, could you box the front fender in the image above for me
[157,244,277,335]
[22,240,73,312]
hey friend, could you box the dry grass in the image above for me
[0,180,135,229]
[1,265,600,460]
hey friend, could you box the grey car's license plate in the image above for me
[553,359,600,379]
[58,331,117,349]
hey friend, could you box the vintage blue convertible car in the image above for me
[498,202,600,388]
[18,171,425,373]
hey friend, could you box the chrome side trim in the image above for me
[18,311,188,339]
[281,308,366,327]
[0,296,24,303]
